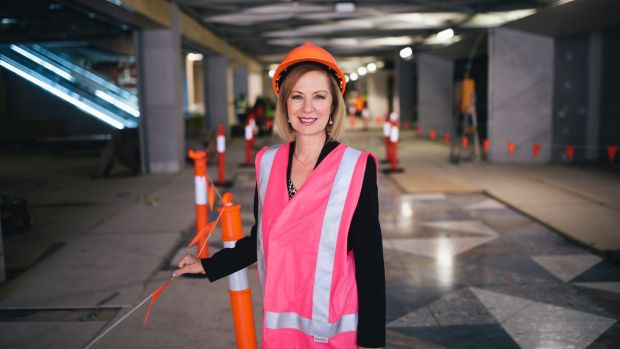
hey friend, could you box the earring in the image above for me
[329,118,333,125]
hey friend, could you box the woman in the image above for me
[175,43,385,349]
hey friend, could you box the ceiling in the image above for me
[177,0,555,65]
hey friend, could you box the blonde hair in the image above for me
[273,65,346,142]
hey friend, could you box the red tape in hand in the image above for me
[144,279,172,326]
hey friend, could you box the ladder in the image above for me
[450,77,481,163]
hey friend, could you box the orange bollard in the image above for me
[188,149,210,258]
[483,139,490,154]
[216,124,233,187]
[241,118,254,168]
[462,136,469,149]
[219,193,258,349]
[382,115,391,163]
[382,120,404,173]
[362,108,369,130]
[443,133,451,144]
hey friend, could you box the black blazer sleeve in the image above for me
[201,188,258,282]
[350,155,386,348]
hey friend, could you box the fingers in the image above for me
[177,254,198,268]
[173,261,206,278]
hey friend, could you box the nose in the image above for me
[302,98,314,113]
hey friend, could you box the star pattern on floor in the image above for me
[531,254,602,282]
[380,192,619,348]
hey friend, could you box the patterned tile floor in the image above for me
[374,169,620,349]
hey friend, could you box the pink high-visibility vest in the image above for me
[255,143,372,348]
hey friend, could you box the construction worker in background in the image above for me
[235,92,249,125]
[354,92,365,119]
[175,42,386,349]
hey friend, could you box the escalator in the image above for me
[0,44,138,129]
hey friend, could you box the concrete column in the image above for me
[586,31,602,161]
[0,210,5,283]
[248,72,264,108]
[205,54,230,128]
[137,3,184,174]
[395,55,415,123]
[552,33,589,162]
[488,27,554,163]
[367,70,390,119]
[418,53,454,135]
[233,66,249,104]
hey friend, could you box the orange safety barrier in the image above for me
[241,117,255,167]
[382,115,391,163]
[216,124,233,187]
[382,118,404,173]
[188,149,210,258]
[362,108,369,130]
[219,193,258,349]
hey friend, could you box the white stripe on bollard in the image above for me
[224,240,249,291]
[390,126,399,143]
[217,135,226,153]
[383,122,391,137]
[194,176,207,205]
[245,125,253,141]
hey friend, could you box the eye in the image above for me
[290,94,302,100]
[314,94,326,100]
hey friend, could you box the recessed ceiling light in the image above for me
[335,2,355,13]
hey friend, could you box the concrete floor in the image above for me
[0,127,618,348]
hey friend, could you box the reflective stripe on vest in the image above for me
[257,146,362,338]
[257,145,280,290]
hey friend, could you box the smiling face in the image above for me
[286,69,333,139]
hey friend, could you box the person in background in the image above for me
[175,42,385,349]
[235,92,249,125]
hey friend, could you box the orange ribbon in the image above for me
[144,279,172,325]
[208,185,216,211]
[429,130,437,141]
[188,221,217,248]
[533,143,541,158]
[566,145,575,161]
[608,145,617,163]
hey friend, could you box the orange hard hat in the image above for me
[272,42,346,96]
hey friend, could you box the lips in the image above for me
[298,117,318,126]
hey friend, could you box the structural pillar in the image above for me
[137,2,184,173]
[417,53,454,135]
[488,27,554,163]
[205,54,231,128]
[395,54,415,125]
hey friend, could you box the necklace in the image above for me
[294,153,316,168]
